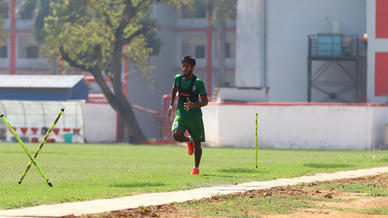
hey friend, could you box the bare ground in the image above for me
[66,174,388,218]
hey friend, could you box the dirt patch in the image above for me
[262,209,384,218]
[70,173,388,218]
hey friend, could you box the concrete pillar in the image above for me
[235,0,265,88]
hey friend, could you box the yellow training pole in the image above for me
[18,108,64,185]
[0,114,53,187]
[256,113,258,168]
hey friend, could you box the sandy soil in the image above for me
[66,174,387,218]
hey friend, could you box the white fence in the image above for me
[202,102,388,150]
[0,100,84,143]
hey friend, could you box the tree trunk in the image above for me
[109,43,147,143]
[216,19,226,87]
[91,67,147,143]
[59,44,147,143]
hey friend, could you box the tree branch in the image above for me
[123,26,151,44]
[59,47,91,72]
[133,0,151,12]
[114,1,135,41]
[115,0,151,42]
[60,46,122,113]
[102,10,113,28]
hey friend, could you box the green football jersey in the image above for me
[173,74,207,118]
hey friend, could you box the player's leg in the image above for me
[194,141,202,168]
[172,115,189,142]
[187,118,205,175]
[172,115,195,155]
[172,129,189,142]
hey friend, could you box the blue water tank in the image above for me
[317,34,342,56]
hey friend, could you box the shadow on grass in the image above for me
[110,182,166,188]
[0,151,69,155]
[217,168,268,174]
[0,151,25,154]
[201,174,237,178]
[304,163,353,169]
[377,158,388,162]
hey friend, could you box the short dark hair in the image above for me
[181,56,196,66]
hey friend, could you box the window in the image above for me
[195,46,206,58]
[18,34,40,58]
[225,43,231,58]
[0,45,7,58]
[180,33,207,59]
[181,0,207,19]
[0,1,8,19]
[215,32,236,58]
[16,0,34,20]
[26,46,39,58]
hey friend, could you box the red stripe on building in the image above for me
[208,101,388,107]
[376,0,388,38]
[375,52,388,96]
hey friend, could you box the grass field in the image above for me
[0,143,387,209]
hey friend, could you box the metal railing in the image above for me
[308,34,359,58]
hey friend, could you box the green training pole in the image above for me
[18,107,64,185]
[256,113,258,168]
[0,114,53,187]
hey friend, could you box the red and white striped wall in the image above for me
[367,0,388,103]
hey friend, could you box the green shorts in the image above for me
[172,115,205,142]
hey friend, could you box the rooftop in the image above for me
[0,75,85,88]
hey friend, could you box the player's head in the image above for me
[181,56,196,78]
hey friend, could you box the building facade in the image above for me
[236,0,367,102]
[0,0,236,140]
[126,2,236,139]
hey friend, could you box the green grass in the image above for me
[283,194,344,203]
[318,183,388,197]
[359,207,388,215]
[0,143,387,209]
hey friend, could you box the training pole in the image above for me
[18,108,64,185]
[256,113,258,168]
[0,114,53,187]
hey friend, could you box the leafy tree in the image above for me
[18,0,52,43]
[39,0,190,142]
[0,0,8,45]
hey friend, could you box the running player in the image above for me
[168,56,208,175]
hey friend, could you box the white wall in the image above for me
[84,102,117,143]
[371,107,388,149]
[236,0,366,101]
[267,0,366,102]
[203,103,388,150]
[366,0,388,103]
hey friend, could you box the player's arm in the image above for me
[187,95,208,108]
[184,94,208,111]
[168,85,178,117]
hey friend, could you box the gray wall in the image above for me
[240,0,366,102]
[127,4,179,139]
